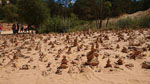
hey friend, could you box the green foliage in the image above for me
[73,0,96,20]
[9,0,18,5]
[2,0,7,7]
[142,0,150,10]
[0,6,4,20]
[107,15,150,29]
[116,17,134,28]
[48,0,63,17]
[110,0,132,16]
[39,16,71,33]
[38,13,88,33]
[3,4,18,22]
[104,1,112,11]
[138,15,150,28]
[49,17,70,33]
[18,0,50,30]
[0,0,149,33]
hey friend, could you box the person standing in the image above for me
[12,24,16,34]
[0,24,2,34]
[20,24,24,33]
[17,23,20,33]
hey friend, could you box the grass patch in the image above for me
[107,15,150,29]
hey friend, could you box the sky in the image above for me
[54,0,141,4]
[55,0,76,3]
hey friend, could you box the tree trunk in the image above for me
[99,19,102,29]
[95,8,99,29]
[99,0,103,29]
[106,16,110,27]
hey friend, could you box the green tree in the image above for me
[57,0,73,20]
[48,0,63,17]
[141,0,150,10]
[3,4,18,22]
[109,0,132,16]
[95,0,112,28]
[0,5,4,20]
[104,1,112,27]
[9,0,18,5]
[73,0,95,20]
[73,0,112,28]
[129,0,143,13]
[18,0,50,33]
[2,0,7,7]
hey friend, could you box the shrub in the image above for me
[116,17,134,28]
[38,13,88,33]
[138,15,150,28]
[107,15,150,29]
[38,16,70,33]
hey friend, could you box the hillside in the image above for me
[103,8,150,26]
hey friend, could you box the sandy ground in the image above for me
[1,31,33,35]
[1,31,13,34]
[0,29,150,84]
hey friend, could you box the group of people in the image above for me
[12,24,35,34]
[0,23,34,34]
[12,23,24,34]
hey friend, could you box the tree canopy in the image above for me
[3,4,18,22]
[0,0,150,33]
[18,0,50,29]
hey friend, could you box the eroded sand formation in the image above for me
[0,29,150,84]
